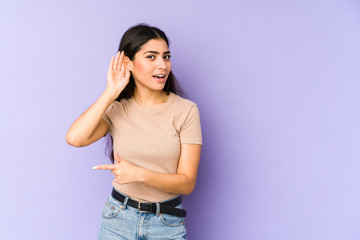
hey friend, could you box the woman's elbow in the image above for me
[65,133,84,147]
[182,180,196,195]
[183,189,194,195]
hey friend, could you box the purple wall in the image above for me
[1,0,360,239]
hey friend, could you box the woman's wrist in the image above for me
[137,167,147,183]
[103,87,120,102]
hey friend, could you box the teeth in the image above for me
[154,74,165,78]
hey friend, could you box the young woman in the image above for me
[66,24,202,239]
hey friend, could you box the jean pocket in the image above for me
[159,204,185,227]
[101,196,122,219]
[160,213,185,227]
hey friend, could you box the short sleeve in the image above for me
[179,104,202,145]
[102,102,114,135]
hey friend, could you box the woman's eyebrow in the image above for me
[143,51,171,55]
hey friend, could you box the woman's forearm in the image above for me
[138,168,196,195]
[65,88,116,147]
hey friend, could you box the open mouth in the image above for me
[153,74,166,82]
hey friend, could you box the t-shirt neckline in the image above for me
[130,92,174,111]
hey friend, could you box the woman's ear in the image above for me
[124,57,133,71]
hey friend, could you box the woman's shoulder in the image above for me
[171,93,198,109]
[105,98,131,114]
[169,93,200,121]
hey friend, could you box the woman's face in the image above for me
[128,38,171,92]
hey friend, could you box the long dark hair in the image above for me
[105,23,182,163]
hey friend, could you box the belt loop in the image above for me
[155,202,160,216]
[122,196,129,210]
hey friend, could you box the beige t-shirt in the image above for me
[102,92,202,202]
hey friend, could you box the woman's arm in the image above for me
[66,51,130,147]
[139,144,202,195]
[93,143,202,195]
[65,90,113,147]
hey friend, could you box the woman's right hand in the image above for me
[106,51,131,98]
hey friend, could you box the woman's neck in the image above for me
[133,88,169,107]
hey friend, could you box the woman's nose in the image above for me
[156,58,167,69]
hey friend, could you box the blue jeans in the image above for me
[97,190,187,240]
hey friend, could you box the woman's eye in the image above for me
[146,55,171,60]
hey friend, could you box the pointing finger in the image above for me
[92,164,116,170]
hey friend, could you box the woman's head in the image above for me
[115,24,181,101]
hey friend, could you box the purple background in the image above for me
[1,0,360,239]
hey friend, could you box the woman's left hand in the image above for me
[92,153,141,184]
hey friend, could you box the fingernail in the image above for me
[92,166,98,170]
